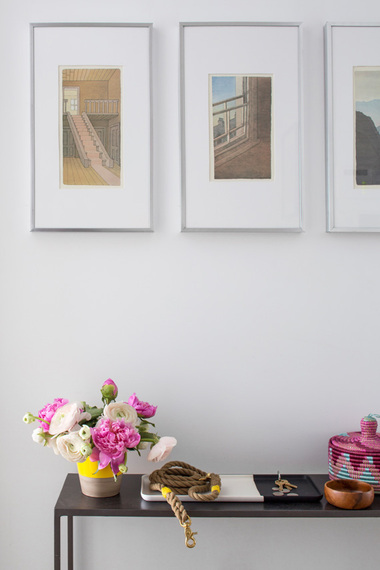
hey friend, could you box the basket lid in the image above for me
[329,415,380,454]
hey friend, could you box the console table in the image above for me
[54,474,380,570]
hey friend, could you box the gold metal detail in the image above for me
[180,517,197,548]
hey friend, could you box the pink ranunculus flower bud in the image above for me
[38,398,69,432]
[128,393,157,418]
[49,402,91,436]
[147,436,177,462]
[101,379,118,403]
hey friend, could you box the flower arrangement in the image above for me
[23,379,177,478]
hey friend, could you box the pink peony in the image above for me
[147,436,177,462]
[127,393,157,418]
[91,418,141,475]
[38,398,69,433]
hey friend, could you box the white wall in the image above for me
[2,0,380,568]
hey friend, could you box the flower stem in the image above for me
[36,416,50,424]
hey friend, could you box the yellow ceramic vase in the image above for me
[77,457,122,498]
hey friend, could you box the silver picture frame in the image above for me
[325,22,380,232]
[180,22,303,232]
[31,23,153,231]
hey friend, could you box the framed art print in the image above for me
[325,23,380,231]
[31,23,152,231]
[180,22,303,232]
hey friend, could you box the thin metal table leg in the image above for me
[54,512,61,570]
[68,516,73,570]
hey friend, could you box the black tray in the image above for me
[254,474,323,503]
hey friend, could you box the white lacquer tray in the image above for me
[141,474,264,502]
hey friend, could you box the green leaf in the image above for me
[139,419,156,428]
[140,432,159,443]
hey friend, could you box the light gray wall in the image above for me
[2,0,380,568]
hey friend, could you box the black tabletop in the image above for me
[55,474,380,518]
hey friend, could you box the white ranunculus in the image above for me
[79,425,91,440]
[56,432,87,462]
[103,402,138,426]
[23,413,35,424]
[80,443,92,458]
[47,436,60,455]
[49,402,91,436]
[32,428,45,444]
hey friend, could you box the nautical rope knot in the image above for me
[149,461,221,548]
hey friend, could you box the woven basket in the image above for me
[328,415,380,493]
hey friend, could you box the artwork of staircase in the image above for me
[68,113,120,186]
[72,115,105,166]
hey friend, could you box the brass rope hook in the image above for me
[180,516,197,548]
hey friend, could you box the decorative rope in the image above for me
[149,461,221,548]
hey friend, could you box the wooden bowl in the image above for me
[324,479,374,509]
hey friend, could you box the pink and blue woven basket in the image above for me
[329,415,380,493]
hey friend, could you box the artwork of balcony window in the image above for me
[210,75,272,180]
[60,67,121,187]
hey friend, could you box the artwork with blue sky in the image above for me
[355,67,380,128]
[212,76,237,104]
[354,67,380,186]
